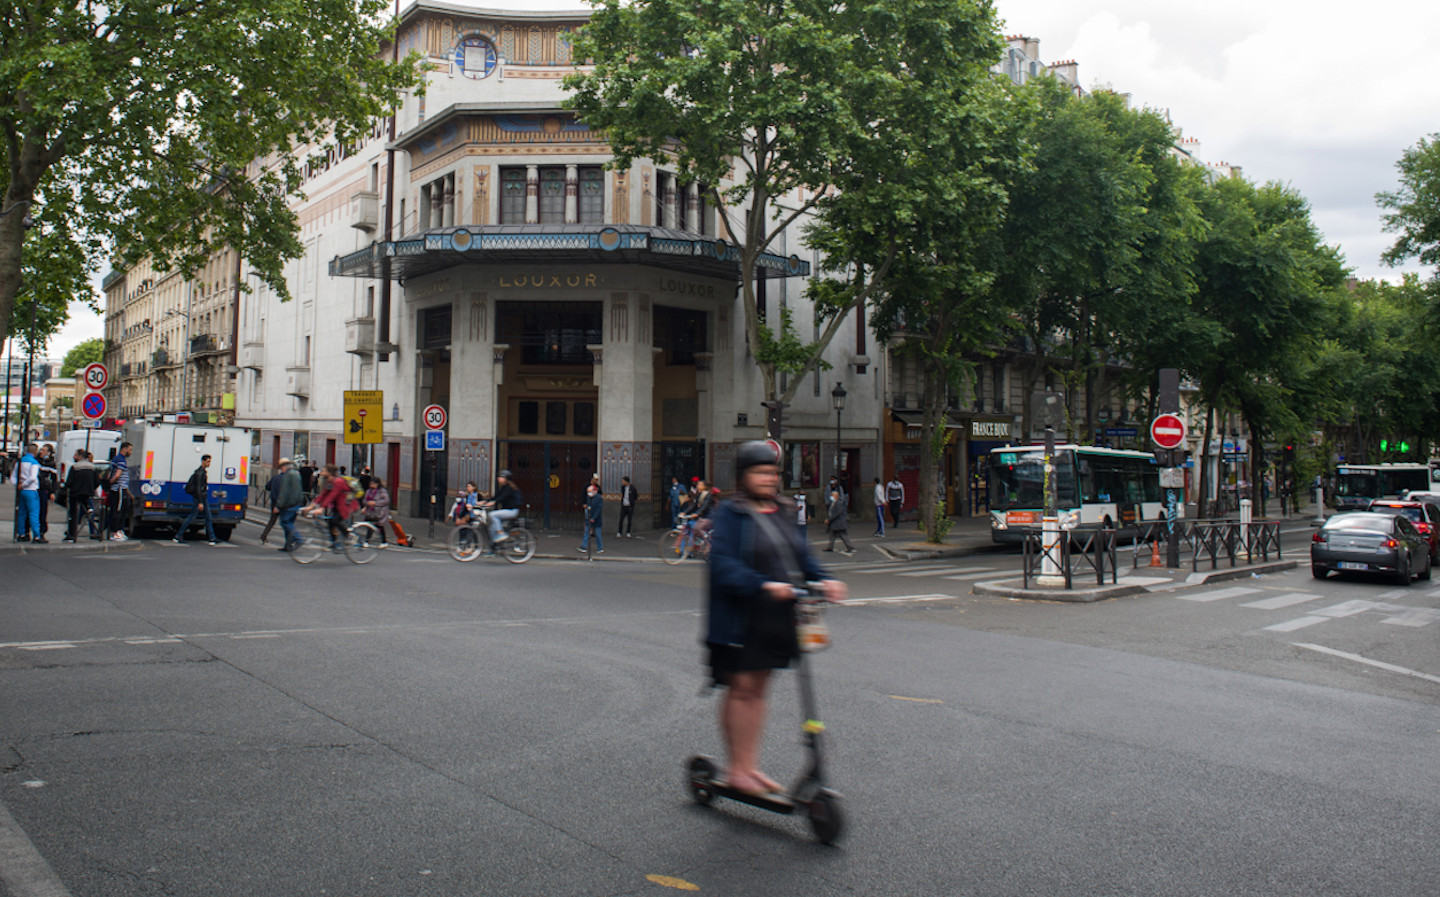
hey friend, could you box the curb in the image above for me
[1182,560,1297,585]
[0,537,147,557]
[971,579,1149,603]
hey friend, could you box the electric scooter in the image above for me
[686,591,844,845]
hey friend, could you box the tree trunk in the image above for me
[919,358,948,543]
[1198,405,1216,518]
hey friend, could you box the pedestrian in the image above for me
[886,473,905,526]
[704,440,845,796]
[258,464,286,544]
[107,442,133,540]
[618,475,637,537]
[794,492,808,543]
[363,476,391,547]
[358,466,374,491]
[298,459,316,499]
[174,454,218,544]
[272,458,305,551]
[36,444,57,537]
[872,476,886,536]
[668,476,686,528]
[824,488,853,554]
[579,481,604,553]
[12,443,43,542]
[62,449,98,542]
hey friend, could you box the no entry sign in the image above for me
[1150,414,1187,450]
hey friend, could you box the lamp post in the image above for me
[831,381,847,490]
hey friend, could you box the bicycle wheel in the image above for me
[447,525,483,562]
[658,528,690,565]
[501,527,536,564]
[289,519,324,564]
[346,523,379,565]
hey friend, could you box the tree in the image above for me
[59,337,104,377]
[565,0,1008,409]
[1379,133,1440,304]
[0,2,423,349]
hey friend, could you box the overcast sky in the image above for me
[43,0,1440,361]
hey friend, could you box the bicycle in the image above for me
[447,509,536,564]
[287,512,378,565]
[658,519,710,565]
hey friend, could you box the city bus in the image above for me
[988,444,1168,543]
[1332,463,1435,511]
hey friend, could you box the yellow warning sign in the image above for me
[343,390,384,444]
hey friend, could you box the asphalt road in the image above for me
[2,532,1438,896]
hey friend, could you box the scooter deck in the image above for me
[712,784,798,814]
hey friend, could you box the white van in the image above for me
[57,428,123,481]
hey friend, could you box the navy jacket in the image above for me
[584,492,603,526]
[706,496,830,647]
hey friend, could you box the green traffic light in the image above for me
[1380,439,1388,452]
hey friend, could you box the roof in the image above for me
[329,224,811,282]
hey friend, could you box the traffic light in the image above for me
[1283,444,1294,464]
[1381,438,1388,452]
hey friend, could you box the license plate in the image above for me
[1338,562,1368,571]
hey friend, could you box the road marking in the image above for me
[645,875,700,891]
[898,566,991,578]
[1176,586,1262,603]
[888,695,944,704]
[1380,608,1440,627]
[852,564,953,575]
[1114,575,1172,587]
[942,571,1005,581]
[16,644,75,652]
[1241,592,1318,610]
[841,594,955,606]
[1293,643,1440,685]
[1263,615,1331,632]
[0,798,75,897]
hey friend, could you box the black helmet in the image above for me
[735,440,781,476]
[498,469,513,479]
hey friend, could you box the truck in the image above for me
[121,419,251,539]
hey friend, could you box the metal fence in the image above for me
[1131,520,1284,572]
[1020,527,1118,589]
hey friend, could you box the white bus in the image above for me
[988,444,1170,543]
[1333,463,1434,511]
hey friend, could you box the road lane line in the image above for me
[1176,586,1262,603]
[898,566,992,577]
[852,564,953,575]
[1241,592,1318,610]
[841,594,955,605]
[1293,642,1440,685]
[0,799,74,897]
[942,571,1005,581]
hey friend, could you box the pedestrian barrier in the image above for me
[1020,526,1117,590]
[1131,520,1284,572]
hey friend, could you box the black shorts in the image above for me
[707,642,795,688]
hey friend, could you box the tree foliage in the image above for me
[0,1,424,350]
[59,336,104,377]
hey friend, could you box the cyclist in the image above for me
[480,470,522,545]
[312,464,358,551]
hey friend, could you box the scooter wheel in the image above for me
[807,790,843,845]
[686,756,718,806]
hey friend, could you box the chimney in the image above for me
[1048,59,1079,84]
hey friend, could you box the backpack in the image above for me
[343,476,365,502]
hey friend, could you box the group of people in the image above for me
[9,441,134,543]
[257,458,394,553]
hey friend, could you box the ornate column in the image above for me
[450,293,496,489]
[685,182,700,232]
[564,164,579,224]
[597,291,654,503]
[525,164,539,224]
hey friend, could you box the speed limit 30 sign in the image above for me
[81,363,109,392]
[423,404,447,430]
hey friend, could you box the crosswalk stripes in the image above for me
[1176,586,1262,603]
[1240,592,1317,610]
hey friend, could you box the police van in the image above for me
[122,419,251,539]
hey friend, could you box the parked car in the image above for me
[1311,511,1432,585]
[1366,499,1440,564]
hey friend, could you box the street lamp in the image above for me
[831,381,847,485]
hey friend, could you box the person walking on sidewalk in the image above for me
[872,477,886,537]
[174,455,218,544]
[579,482,605,553]
[824,488,853,554]
[618,475,637,537]
[107,442,133,540]
[273,458,305,551]
[36,444,58,538]
[12,444,43,542]
[363,476,391,547]
[62,449,98,542]
[258,464,287,544]
[886,474,905,527]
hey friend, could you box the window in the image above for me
[517,401,539,434]
[578,168,604,223]
[538,168,565,223]
[498,301,601,366]
[421,305,452,350]
[545,401,567,435]
[573,402,595,436]
[501,169,527,223]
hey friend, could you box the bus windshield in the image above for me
[990,449,1079,510]
[1335,471,1380,499]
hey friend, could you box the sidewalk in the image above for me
[1,489,145,555]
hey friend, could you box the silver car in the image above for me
[1311,512,1432,585]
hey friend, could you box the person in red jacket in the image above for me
[312,464,358,551]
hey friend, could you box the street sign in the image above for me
[81,363,108,392]
[425,430,445,452]
[78,419,100,428]
[81,391,107,420]
[764,438,782,462]
[423,404,447,430]
[1150,414,1186,449]
[343,390,384,445]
